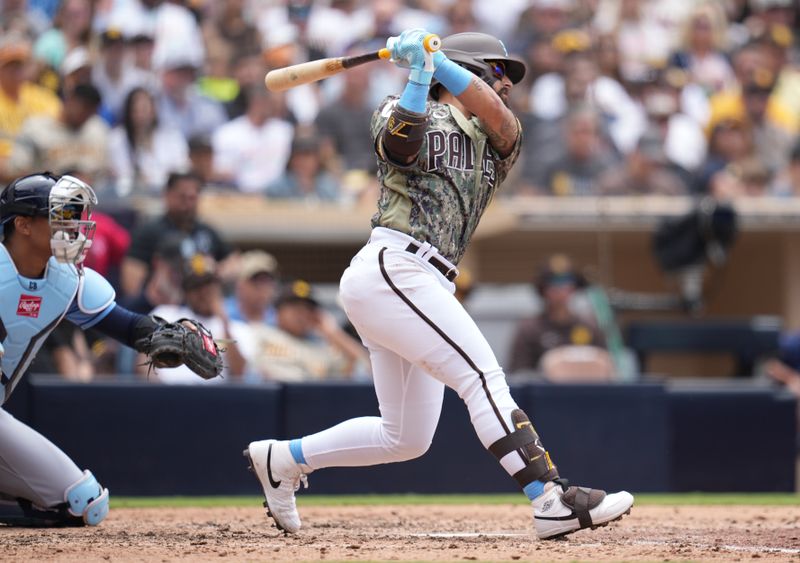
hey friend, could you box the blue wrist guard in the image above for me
[398,80,429,114]
[434,58,472,97]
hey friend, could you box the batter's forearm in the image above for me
[456,77,519,157]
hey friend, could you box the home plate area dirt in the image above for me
[2,504,799,561]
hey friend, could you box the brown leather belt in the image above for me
[405,242,458,281]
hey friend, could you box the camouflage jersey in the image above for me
[369,96,522,265]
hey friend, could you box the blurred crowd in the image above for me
[3,0,800,383]
[1,0,800,201]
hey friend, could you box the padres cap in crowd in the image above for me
[535,254,587,294]
[276,279,319,308]
[182,253,219,290]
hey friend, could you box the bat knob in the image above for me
[423,34,441,53]
[378,48,391,60]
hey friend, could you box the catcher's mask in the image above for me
[48,175,97,265]
[431,32,527,100]
[1,172,97,265]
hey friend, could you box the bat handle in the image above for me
[379,33,442,62]
[423,34,442,53]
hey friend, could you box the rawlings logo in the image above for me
[201,332,217,356]
[17,295,42,318]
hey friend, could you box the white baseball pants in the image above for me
[300,228,528,479]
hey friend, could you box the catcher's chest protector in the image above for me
[0,246,79,403]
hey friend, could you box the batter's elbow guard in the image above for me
[65,470,110,526]
[488,409,559,488]
[381,104,429,167]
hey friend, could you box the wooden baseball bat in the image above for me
[264,34,442,92]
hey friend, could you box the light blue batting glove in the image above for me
[386,29,444,85]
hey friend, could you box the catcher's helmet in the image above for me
[0,172,59,226]
[438,32,527,86]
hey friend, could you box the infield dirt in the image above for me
[2,504,799,562]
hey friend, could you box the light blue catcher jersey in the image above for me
[0,245,115,403]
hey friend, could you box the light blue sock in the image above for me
[523,480,547,500]
[289,438,307,465]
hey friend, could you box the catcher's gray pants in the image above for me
[0,407,84,508]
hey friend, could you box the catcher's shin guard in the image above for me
[0,470,108,527]
[488,409,559,487]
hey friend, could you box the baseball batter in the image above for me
[0,173,221,527]
[245,30,634,540]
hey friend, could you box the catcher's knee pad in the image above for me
[489,409,559,488]
[64,470,109,526]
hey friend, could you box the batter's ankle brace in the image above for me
[488,409,559,488]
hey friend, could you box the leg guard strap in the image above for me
[489,409,559,487]
[559,483,606,529]
[64,470,109,525]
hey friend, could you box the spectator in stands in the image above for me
[748,0,797,30]
[154,47,227,140]
[27,322,95,382]
[32,0,92,72]
[597,128,689,196]
[511,0,575,51]
[108,86,190,197]
[265,132,340,202]
[316,42,378,174]
[527,39,645,155]
[225,249,279,325]
[708,51,796,174]
[711,155,772,198]
[0,35,61,177]
[771,140,800,196]
[508,254,605,374]
[260,24,319,125]
[81,210,131,290]
[224,51,267,120]
[251,280,369,382]
[118,232,186,316]
[187,134,217,187]
[121,171,232,297]
[143,253,254,384]
[212,85,294,193]
[639,66,707,175]
[59,46,92,99]
[612,0,673,85]
[127,27,156,75]
[6,83,109,185]
[92,28,153,124]
[0,0,42,40]
[535,105,620,196]
[202,0,261,64]
[695,112,754,194]
[668,3,737,96]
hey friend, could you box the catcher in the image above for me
[0,172,222,527]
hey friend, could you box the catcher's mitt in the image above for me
[135,317,224,380]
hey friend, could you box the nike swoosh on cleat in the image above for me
[267,444,282,488]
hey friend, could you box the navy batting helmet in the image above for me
[0,172,59,226]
